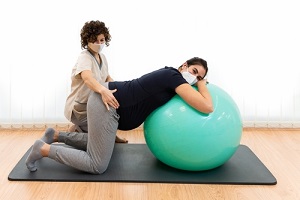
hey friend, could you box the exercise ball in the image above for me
[144,84,242,171]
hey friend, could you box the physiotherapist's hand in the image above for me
[100,87,119,110]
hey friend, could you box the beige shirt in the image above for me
[64,50,109,121]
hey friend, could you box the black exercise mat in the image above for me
[8,144,277,185]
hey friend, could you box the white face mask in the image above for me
[88,43,105,53]
[182,69,198,85]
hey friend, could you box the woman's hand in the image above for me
[195,79,208,86]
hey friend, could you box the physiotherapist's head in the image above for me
[80,20,111,50]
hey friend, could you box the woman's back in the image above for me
[109,67,186,130]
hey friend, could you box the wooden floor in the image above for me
[0,128,299,200]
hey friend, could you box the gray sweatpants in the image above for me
[48,91,120,174]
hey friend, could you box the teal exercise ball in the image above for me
[144,84,242,171]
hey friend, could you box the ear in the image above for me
[182,62,188,69]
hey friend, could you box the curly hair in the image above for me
[80,20,111,49]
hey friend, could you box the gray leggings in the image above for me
[48,91,120,174]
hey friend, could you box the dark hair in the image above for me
[180,57,208,78]
[80,20,111,49]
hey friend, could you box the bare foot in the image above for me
[115,135,128,143]
[68,124,77,132]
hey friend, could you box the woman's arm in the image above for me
[81,70,119,110]
[175,80,214,114]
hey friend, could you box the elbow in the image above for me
[202,104,214,114]
[196,105,214,114]
[195,102,214,114]
[207,105,214,113]
[205,99,214,113]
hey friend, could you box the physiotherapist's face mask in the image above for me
[88,42,105,53]
[182,69,198,85]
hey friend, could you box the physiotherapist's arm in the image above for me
[175,80,213,114]
[81,70,119,110]
[105,75,114,82]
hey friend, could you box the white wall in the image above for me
[0,0,299,128]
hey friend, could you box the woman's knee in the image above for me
[90,161,109,174]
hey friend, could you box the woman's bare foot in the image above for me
[115,135,128,143]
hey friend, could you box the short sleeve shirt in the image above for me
[64,50,109,120]
[109,67,187,130]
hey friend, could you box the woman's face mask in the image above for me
[88,42,105,53]
[182,69,198,85]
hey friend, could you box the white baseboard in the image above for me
[1,121,300,129]
[0,123,72,129]
[243,121,300,128]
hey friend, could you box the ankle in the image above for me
[41,143,50,157]
[53,130,59,142]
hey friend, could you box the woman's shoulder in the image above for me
[143,67,180,80]
[161,66,180,75]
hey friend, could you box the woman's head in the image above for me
[80,20,111,49]
[179,57,208,80]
